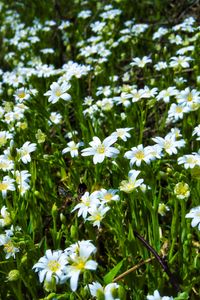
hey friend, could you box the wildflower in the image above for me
[72,191,100,219]
[131,56,152,68]
[178,153,200,169]
[98,189,120,203]
[0,131,13,147]
[147,290,173,300]
[169,56,192,68]
[49,112,62,124]
[113,92,132,107]
[64,241,98,291]
[119,170,144,193]
[62,141,83,158]
[185,206,200,230]
[14,88,30,102]
[33,250,67,284]
[44,82,71,104]
[111,128,132,141]
[124,144,152,167]
[174,182,190,199]
[154,61,168,71]
[158,203,170,216]
[81,136,119,164]
[87,204,110,228]
[152,133,185,155]
[192,125,200,140]
[167,103,190,122]
[156,87,178,103]
[89,281,120,299]
[0,176,15,198]
[176,88,200,109]
[17,141,36,164]
[0,206,11,227]
[0,234,19,259]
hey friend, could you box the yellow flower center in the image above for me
[135,150,145,160]
[186,157,197,164]
[55,89,62,97]
[187,93,193,102]
[18,92,26,99]
[175,106,183,113]
[96,144,105,154]
[104,193,113,201]
[0,136,7,146]
[47,260,60,272]
[4,241,14,253]
[73,259,85,271]
[0,182,9,191]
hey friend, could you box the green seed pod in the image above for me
[51,203,58,219]
[70,225,78,239]
[7,269,20,281]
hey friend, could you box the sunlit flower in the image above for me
[147,289,173,300]
[44,82,71,104]
[17,141,36,164]
[0,206,11,227]
[89,281,120,300]
[169,55,192,68]
[87,204,110,228]
[33,249,67,284]
[0,234,19,259]
[98,188,120,203]
[72,191,100,219]
[131,56,152,68]
[124,144,152,167]
[178,153,200,169]
[192,124,200,140]
[119,170,144,193]
[64,241,97,291]
[0,176,15,198]
[111,128,132,141]
[81,136,119,164]
[62,141,83,157]
[185,206,200,230]
[152,133,185,155]
[174,182,190,199]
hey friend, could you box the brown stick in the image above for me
[113,257,154,282]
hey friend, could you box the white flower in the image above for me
[89,281,120,300]
[119,170,144,193]
[178,153,200,169]
[62,141,83,157]
[156,87,178,103]
[44,82,71,104]
[17,141,36,164]
[49,112,62,124]
[0,206,11,227]
[169,56,192,68]
[0,234,20,259]
[64,241,97,291]
[111,128,132,141]
[98,189,120,203]
[87,204,110,228]
[152,133,185,155]
[192,124,200,140]
[147,290,173,300]
[131,56,152,68]
[0,176,15,198]
[124,144,152,167]
[186,206,200,230]
[72,191,100,219]
[33,249,67,284]
[174,182,190,199]
[81,136,119,164]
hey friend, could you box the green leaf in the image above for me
[103,259,124,284]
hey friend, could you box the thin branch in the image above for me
[134,230,180,293]
[113,257,154,282]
